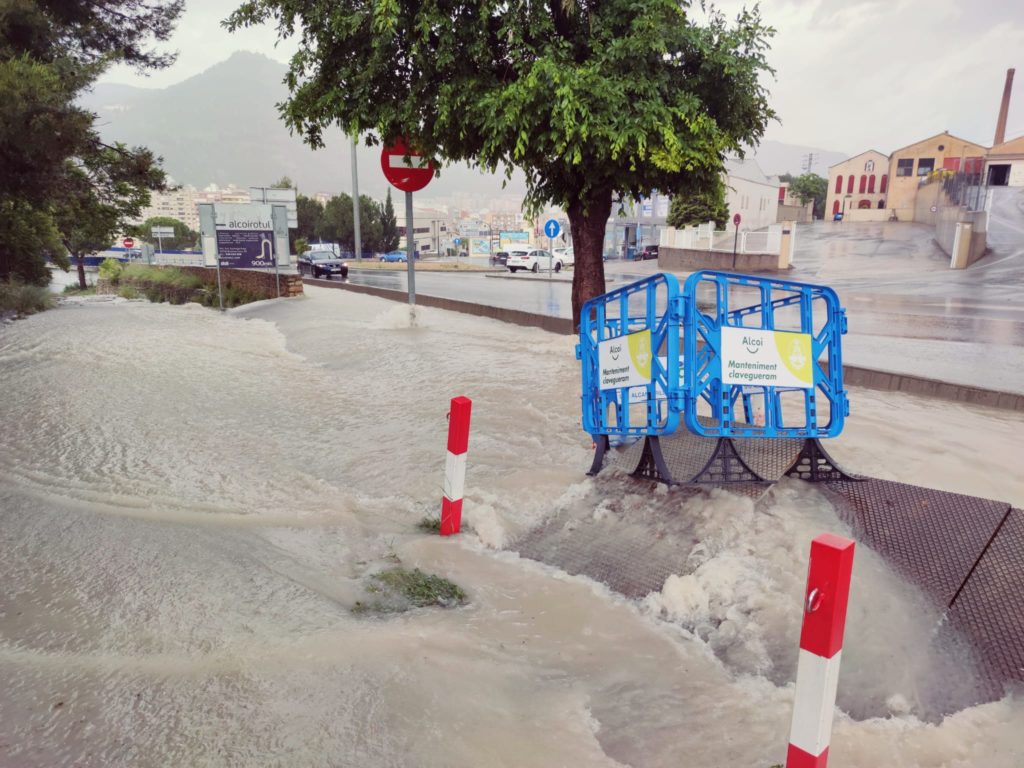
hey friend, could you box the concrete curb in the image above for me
[305,277,1023,412]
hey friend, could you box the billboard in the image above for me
[214,203,276,268]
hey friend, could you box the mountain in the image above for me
[82,52,525,203]
[84,52,847,204]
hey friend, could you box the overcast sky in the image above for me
[101,0,1024,155]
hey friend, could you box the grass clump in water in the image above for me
[353,567,466,615]
[417,515,441,533]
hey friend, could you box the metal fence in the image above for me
[151,253,205,267]
[920,171,988,212]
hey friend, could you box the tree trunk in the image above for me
[75,253,87,289]
[568,186,613,332]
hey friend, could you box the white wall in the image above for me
[1010,161,1024,187]
[725,175,779,231]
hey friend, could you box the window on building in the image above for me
[835,175,843,193]
[847,175,854,193]
[868,175,876,193]
[877,199,886,209]
[896,159,914,177]
[880,174,888,193]
[833,200,840,215]
[917,158,935,176]
[859,175,867,193]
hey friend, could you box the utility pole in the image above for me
[351,135,362,259]
[803,153,817,175]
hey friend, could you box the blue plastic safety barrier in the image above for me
[577,270,849,440]
[577,273,683,438]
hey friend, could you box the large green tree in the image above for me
[227,0,775,328]
[294,194,325,250]
[380,189,399,253]
[0,0,181,285]
[357,195,383,255]
[56,145,167,287]
[786,172,828,220]
[129,216,198,252]
[667,167,729,229]
[321,193,354,248]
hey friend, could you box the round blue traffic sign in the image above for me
[543,219,561,239]
[453,237,461,245]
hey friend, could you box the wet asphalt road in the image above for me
[338,188,1024,349]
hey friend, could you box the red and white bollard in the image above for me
[440,396,472,536]
[786,533,855,768]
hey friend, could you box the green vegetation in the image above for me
[98,257,124,281]
[103,264,264,308]
[780,172,828,219]
[667,168,730,229]
[116,264,204,305]
[126,216,199,252]
[0,1,182,288]
[0,281,55,317]
[354,567,467,614]
[228,0,776,329]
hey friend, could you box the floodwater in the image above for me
[1,288,1022,767]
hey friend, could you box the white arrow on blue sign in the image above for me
[543,219,561,239]
[453,238,461,245]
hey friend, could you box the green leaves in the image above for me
[226,0,776,319]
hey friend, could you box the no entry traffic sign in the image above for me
[122,237,135,249]
[732,213,742,227]
[381,138,435,193]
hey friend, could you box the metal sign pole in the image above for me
[548,233,553,277]
[215,246,224,312]
[352,135,362,260]
[274,243,281,298]
[406,190,416,305]
[732,222,739,270]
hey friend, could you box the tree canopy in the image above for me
[785,173,828,219]
[667,167,729,229]
[227,0,775,326]
[128,216,199,252]
[0,0,181,286]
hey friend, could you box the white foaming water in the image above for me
[0,287,1021,767]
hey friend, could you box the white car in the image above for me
[507,248,569,273]
[553,247,574,267]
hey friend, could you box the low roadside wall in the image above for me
[658,246,785,273]
[177,266,304,298]
[97,266,303,298]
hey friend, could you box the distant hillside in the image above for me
[82,52,525,201]
[84,52,847,202]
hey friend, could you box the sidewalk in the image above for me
[837,335,1024,411]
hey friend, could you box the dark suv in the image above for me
[490,251,510,267]
[638,245,659,261]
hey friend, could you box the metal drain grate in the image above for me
[824,479,1012,607]
[945,509,1024,685]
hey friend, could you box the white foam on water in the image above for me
[1,289,1021,766]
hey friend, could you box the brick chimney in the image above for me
[994,68,1015,147]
